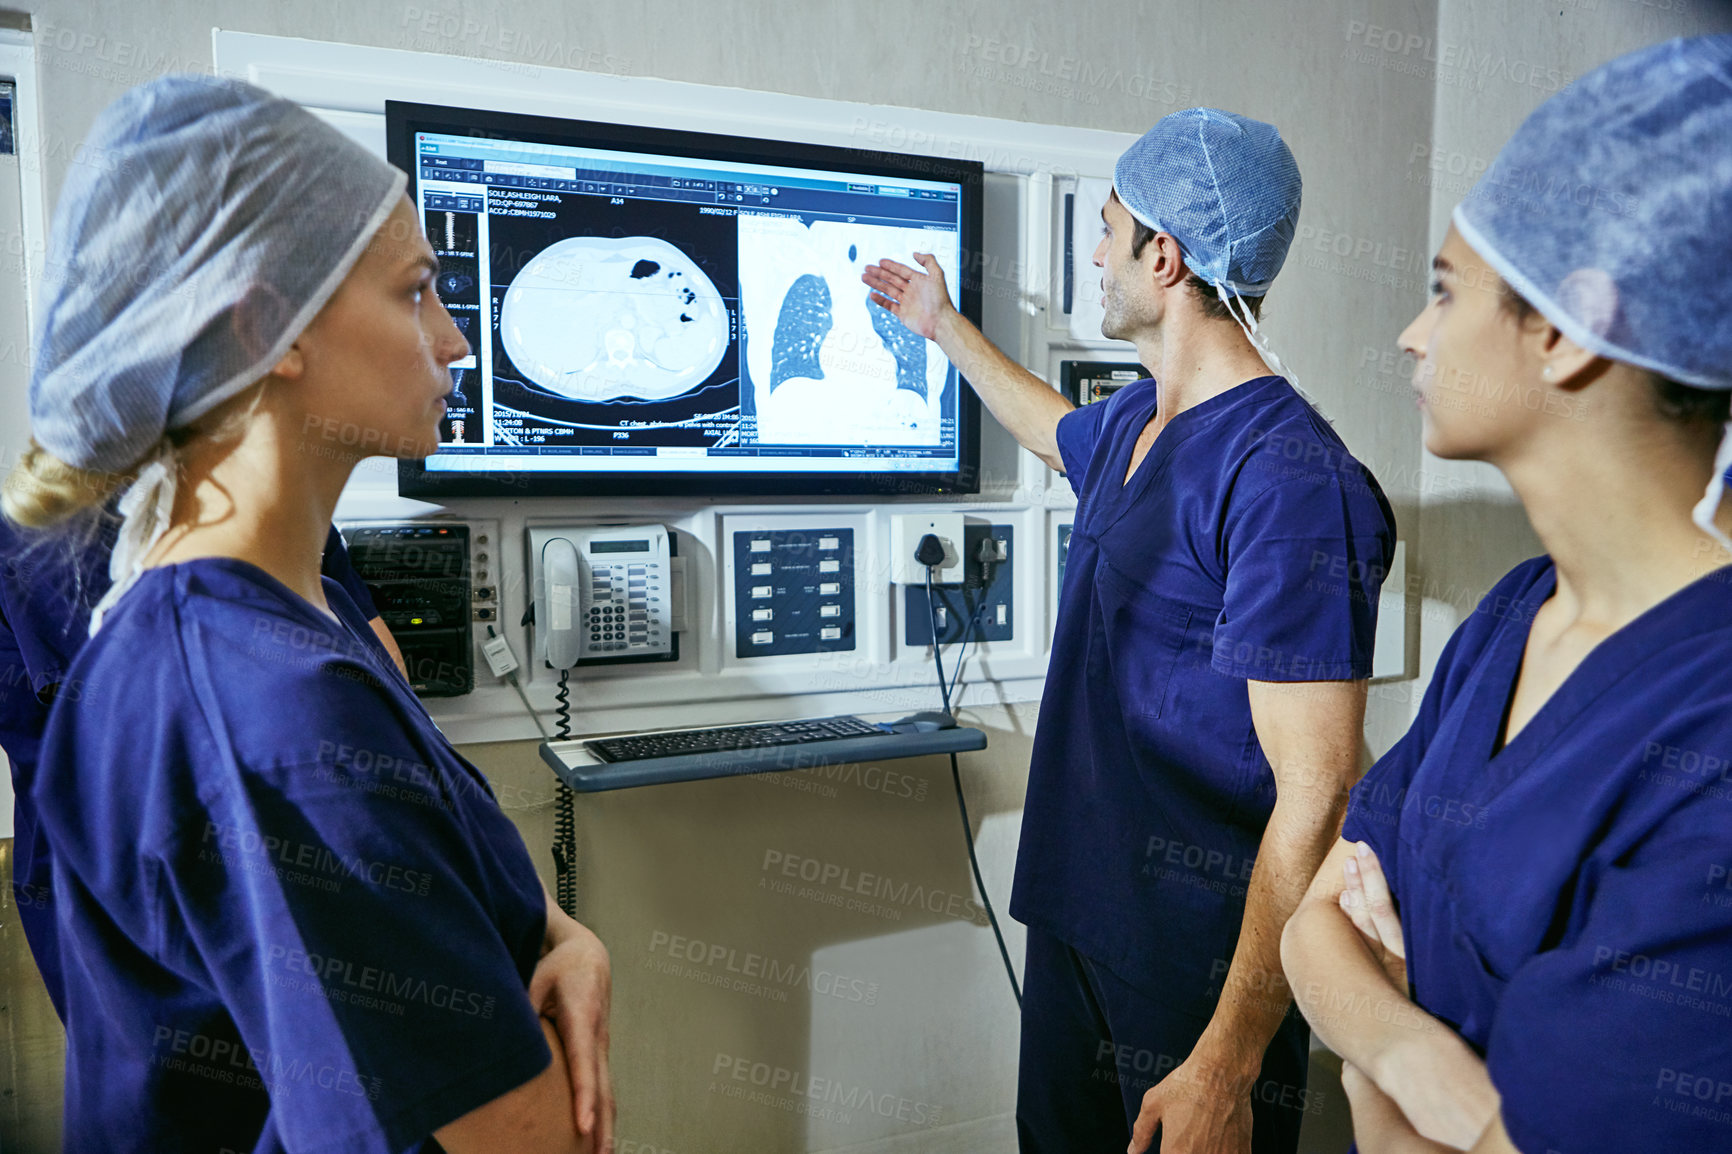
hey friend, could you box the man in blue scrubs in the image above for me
[0,517,403,1017]
[865,109,1394,1153]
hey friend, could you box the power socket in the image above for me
[889,513,965,585]
[904,523,1015,646]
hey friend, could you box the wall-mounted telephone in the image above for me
[529,524,682,670]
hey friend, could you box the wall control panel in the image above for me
[730,528,857,658]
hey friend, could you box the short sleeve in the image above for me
[321,525,379,618]
[1211,475,1393,682]
[1339,624,1475,881]
[1055,398,1112,481]
[1484,806,1732,1153]
[168,670,550,1151]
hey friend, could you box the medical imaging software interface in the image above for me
[413,128,966,476]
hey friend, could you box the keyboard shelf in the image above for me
[538,725,989,793]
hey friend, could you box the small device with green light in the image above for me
[338,522,476,696]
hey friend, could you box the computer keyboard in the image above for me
[584,715,886,763]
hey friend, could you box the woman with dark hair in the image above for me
[1282,36,1732,1154]
[3,76,611,1152]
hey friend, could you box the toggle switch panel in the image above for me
[730,528,857,658]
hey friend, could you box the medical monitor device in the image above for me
[384,101,984,497]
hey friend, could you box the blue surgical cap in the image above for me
[1112,108,1302,297]
[1455,35,1732,391]
[28,74,407,474]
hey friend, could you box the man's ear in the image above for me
[1149,233,1191,290]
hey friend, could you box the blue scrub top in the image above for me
[0,517,113,1020]
[1011,376,1395,1008]
[1345,557,1732,1154]
[0,521,381,1024]
[35,558,548,1152]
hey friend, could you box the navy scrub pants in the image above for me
[1016,926,1311,1154]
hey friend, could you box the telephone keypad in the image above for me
[584,560,667,655]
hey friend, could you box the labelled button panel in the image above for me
[731,527,857,659]
[582,556,669,656]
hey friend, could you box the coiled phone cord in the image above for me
[553,669,578,919]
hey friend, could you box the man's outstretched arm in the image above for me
[863,254,1072,470]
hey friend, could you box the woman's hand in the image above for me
[1341,1061,1454,1154]
[1339,840,1408,989]
[1371,1028,1500,1151]
[531,894,614,1153]
[1335,843,1497,1148]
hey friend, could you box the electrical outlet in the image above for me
[904,524,1015,645]
[888,513,966,585]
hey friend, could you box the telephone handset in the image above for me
[537,524,674,669]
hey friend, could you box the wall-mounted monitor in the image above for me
[384,100,984,497]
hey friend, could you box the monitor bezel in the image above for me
[384,99,984,499]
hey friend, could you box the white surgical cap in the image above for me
[1113,108,1306,392]
[29,74,406,472]
[24,74,406,629]
[1453,36,1732,545]
[1455,36,1732,391]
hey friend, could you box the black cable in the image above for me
[922,560,1018,1005]
[924,566,954,718]
[942,538,1001,708]
[945,590,991,707]
[912,537,1017,1004]
[552,668,577,919]
[950,750,1021,1007]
